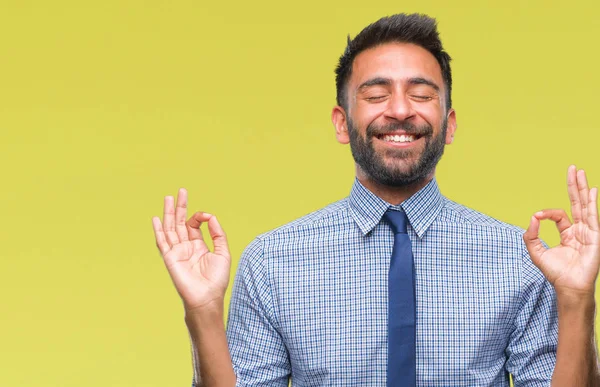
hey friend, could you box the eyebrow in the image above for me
[357,77,392,91]
[356,76,441,92]
[408,77,440,92]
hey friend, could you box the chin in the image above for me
[378,164,434,188]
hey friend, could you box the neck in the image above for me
[356,167,435,205]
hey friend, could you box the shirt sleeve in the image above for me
[226,237,291,386]
[505,242,558,386]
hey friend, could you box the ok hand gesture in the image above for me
[524,166,600,297]
[152,188,231,313]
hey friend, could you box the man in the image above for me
[152,14,600,386]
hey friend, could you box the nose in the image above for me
[384,92,416,122]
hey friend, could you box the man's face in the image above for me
[333,42,456,187]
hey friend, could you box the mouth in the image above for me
[374,132,425,147]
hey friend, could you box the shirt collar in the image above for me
[348,177,445,239]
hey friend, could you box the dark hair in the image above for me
[335,13,452,110]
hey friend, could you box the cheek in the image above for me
[413,111,444,136]
[353,103,385,128]
[414,105,438,121]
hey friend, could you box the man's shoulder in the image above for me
[440,198,526,238]
[238,197,352,263]
[255,197,351,242]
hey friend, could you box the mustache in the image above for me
[366,121,433,138]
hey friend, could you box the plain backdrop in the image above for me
[1,0,598,385]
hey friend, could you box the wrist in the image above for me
[184,299,225,325]
[556,288,595,306]
[555,289,596,318]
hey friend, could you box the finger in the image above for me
[163,195,179,246]
[567,165,582,223]
[577,169,590,225]
[186,212,210,256]
[175,188,189,242]
[207,215,230,258]
[533,209,572,234]
[152,216,171,256]
[589,187,599,232]
[523,215,547,268]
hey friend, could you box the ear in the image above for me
[332,105,350,144]
[445,108,457,145]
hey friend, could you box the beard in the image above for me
[347,117,447,187]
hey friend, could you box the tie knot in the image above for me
[383,209,408,234]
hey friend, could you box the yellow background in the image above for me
[1,0,598,385]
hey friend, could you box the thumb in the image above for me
[523,215,547,269]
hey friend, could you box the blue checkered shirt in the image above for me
[222,178,558,386]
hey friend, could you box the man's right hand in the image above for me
[152,188,231,315]
[153,189,237,386]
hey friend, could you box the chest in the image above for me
[269,228,519,384]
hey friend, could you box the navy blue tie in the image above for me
[384,209,416,387]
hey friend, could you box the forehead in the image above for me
[350,42,443,90]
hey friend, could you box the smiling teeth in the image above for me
[382,134,415,143]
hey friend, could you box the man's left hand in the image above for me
[524,165,600,298]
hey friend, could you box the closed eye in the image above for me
[365,96,387,101]
[411,95,433,101]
